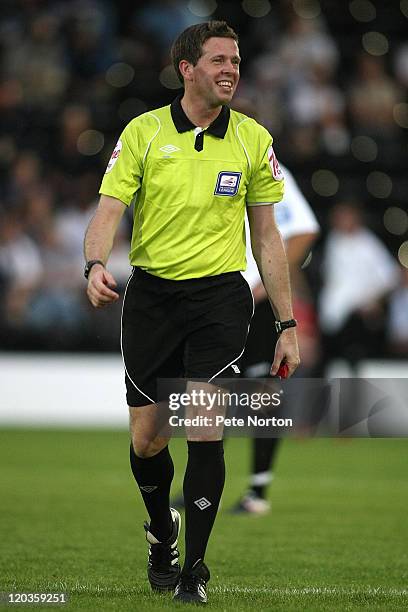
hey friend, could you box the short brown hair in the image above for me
[171,21,239,84]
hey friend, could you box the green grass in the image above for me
[0,430,407,611]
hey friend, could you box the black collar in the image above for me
[170,94,230,138]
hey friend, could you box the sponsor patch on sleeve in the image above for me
[214,171,242,196]
[105,139,122,173]
[268,145,284,181]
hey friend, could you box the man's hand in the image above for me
[86,265,119,308]
[270,329,300,378]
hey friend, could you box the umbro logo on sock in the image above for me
[140,485,158,493]
[194,497,212,510]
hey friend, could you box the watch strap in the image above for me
[84,259,105,279]
[275,319,297,334]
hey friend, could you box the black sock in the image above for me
[129,443,174,541]
[183,440,225,571]
[249,437,281,498]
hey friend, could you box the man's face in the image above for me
[189,37,241,106]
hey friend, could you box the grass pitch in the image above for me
[1,430,407,611]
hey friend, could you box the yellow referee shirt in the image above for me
[100,95,284,280]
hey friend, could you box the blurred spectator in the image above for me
[287,60,348,158]
[273,8,339,90]
[50,104,102,202]
[246,9,347,159]
[55,172,100,262]
[134,0,204,50]
[26,219,88,340]
[347,53,404,143]
[3,12,68,110]
[319,201,400,367]
[3,151,43,208]
[0,211,43,327]
[387,266,408,357]
[63,0,116,76]
[0,79,25,165]
[62,0,117,104]
[393,42,408,88]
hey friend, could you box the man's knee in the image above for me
[131,434,169,458]
[129,403,171,458]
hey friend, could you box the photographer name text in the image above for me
[169,415,292,428]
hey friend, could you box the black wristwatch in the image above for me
[275,319,297,334]
[84,259,105,279]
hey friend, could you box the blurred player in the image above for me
[84,21,299,605]
[171,164,319,514]
[234,164,320,514]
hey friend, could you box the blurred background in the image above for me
[0,0,407,408]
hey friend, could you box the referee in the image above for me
[84,21,299,605]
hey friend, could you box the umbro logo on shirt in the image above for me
[140,485,158,493]
[159,144,181,154]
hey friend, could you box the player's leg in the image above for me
[251,437,281,500]
[173,272,253,604]
[234,437,281,514]
[233,300,280,515]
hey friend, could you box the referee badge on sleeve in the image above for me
[214,171,242,196]
[268,145,284,181]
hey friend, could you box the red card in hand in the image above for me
[277,363,289,379]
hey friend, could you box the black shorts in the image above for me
[121,268,254,407]
[240,299,278,378]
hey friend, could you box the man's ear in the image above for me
[179,60,193,82]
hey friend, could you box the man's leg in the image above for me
[129,403,181,591]
[183,439,225,564]
[167,439,226,560]
[174,382,226,604]
[121,268,186,591]
[129,403,174,540]
[172,271,253,603]
[182,384,226,571]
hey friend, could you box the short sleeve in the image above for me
[99,120,143,206]
[246,127,284,206]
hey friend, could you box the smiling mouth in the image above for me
[217,80,233,91]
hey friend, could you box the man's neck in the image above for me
[180,93,222,128]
